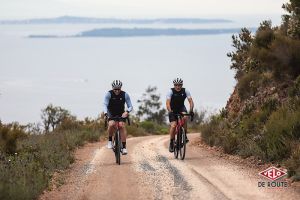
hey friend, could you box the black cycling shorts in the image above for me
[107,113,126,122]
[168,107,187,122]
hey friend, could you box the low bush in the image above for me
[126,125,147,137]
[136,120,168,135]
[237,71,261,100]
[140,121,155,133]
[263,104,300,161]
[200,98,300,180]
[288,75,300,97]
[285,144,300,181]
[0,120,103,200]
[0,123,27,154]
[200,115,228,147]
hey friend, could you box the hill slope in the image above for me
[200,0,300,181]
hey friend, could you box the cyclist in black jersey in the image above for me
[166,78,194,153]
[103,80,133,155]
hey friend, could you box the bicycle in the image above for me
[105,116,130,165]
[173,113,193,160]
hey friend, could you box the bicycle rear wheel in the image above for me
[179,127,186,160]
[114,130,121,165]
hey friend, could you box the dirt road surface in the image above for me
[40,133,300,200]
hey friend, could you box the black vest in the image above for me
[170,88,186,112]
[108,90,126,116]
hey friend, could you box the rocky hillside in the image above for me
[225,79,294,122]
[201,0,300,181]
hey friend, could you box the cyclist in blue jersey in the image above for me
[103,80,133,155]
[166,78,194,153]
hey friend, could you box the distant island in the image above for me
[1,16,233,24]
[28,27,256,38]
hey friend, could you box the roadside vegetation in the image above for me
[0,111,103,200]
[0,84,204,199]
[200,0,300,181]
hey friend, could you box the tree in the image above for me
[136,86,167,124]
[227,28,255,79]
[25,123,42,135]
[282,0,300,39]
[41,104,71,133]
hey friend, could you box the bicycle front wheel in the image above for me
[179,127,186,160]
[114,130,121,165]
[174,130,180,159]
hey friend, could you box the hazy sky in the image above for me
[0,0,288,19]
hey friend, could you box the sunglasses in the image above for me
[174,84,182,87]
[113,89,121,91]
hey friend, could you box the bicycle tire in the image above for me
[115,130,121,165]
[179,127,186,160]
[174,130,179,159]
[113,133,117,162]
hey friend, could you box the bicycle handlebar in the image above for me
[173,113,194,122]
[104,116,131,128]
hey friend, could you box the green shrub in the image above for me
[237,71,261,100]
[82,130,100,142]
[0,123,27,154]
[254,21,275,49]
[260,72,273,86]
[222,131,238,154]
[270,35,300,79]
[0,152,49,200]
[238,111,263,136]
[262,98,278,116]
[158,127,169,135]
[0,121,104,200]
[289,75,300,97]
[56,117,81,131]
[206,1,300,180]
[130,121,168,135]
[232,106,274,159]
[200,115,228,147]
[126,125,146,137]
[264,105,300,161]
[242,103,255,116]
[285,143,300,181]
[237,136,266,159]
[140,121,155,133]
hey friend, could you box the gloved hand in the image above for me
[189,111,194,122]
[189,111,194,117]
[122,112,128,118]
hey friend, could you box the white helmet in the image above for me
[112,80,122,89]
[173,78,183,85]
